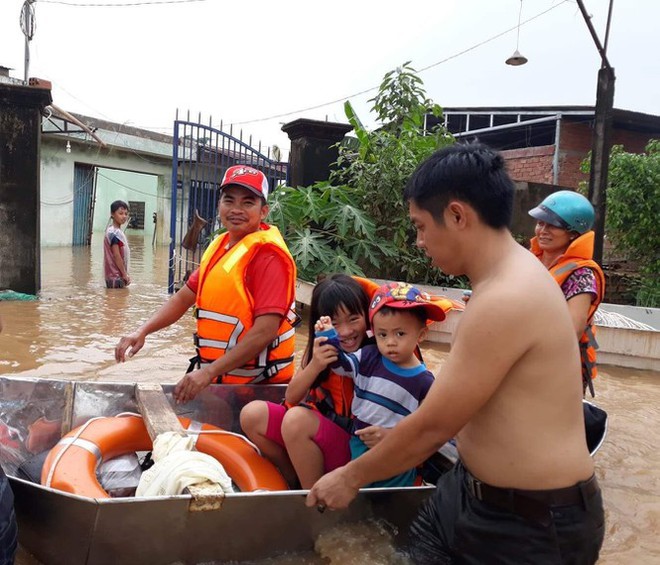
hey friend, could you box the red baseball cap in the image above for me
[369,282,447,325]
[220,165,269,200]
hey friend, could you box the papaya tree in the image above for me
[270,63,462,286]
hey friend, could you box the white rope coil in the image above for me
[594,310,656,331]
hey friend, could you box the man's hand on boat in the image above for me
[174,366,215,404]
[114,331,146,362]
[306,465,360,512]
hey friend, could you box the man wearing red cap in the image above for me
[115,165,298,403]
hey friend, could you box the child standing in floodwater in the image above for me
[103,200,131,288]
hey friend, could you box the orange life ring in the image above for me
[41,415,288,498]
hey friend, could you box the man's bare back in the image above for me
[454,240,593,489]
[307,143,603,565]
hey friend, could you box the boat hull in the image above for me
[0,377,433,564]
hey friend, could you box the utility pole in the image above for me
[21,0,36,82]
[575,0,615,264]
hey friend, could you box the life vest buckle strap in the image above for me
[287,306,302,328]
[269,328,296,350]
[186,355,201,374]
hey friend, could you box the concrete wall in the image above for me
[0,83,52,294]
[511,181,559,239]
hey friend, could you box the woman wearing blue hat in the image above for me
[528,190,605,398]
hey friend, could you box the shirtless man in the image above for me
[307,143,604,563]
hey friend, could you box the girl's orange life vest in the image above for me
[195,224,297,384]
[530,230,605,393]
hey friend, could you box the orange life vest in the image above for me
[531,231,605,394]
[195,224,297,384]
[305,370,355,432]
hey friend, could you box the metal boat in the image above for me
[0,377,439,565]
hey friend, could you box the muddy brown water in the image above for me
[1,235,658,564]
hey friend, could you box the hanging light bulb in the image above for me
[506,0,528,66]
[66,140,71,154]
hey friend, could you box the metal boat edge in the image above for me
[0,377,435,564]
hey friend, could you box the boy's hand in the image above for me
[355,425,389,448]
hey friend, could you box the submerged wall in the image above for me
[0,82,52,294]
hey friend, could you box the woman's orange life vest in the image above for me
[41,415,288,497]
[195,224,297,384]
[530,230,605,393]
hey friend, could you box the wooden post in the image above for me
[135,383,225,511]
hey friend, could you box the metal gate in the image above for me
[168,112,288,293]
[72,164,96,246]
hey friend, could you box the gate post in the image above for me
[281,118,352,187]
[0,81,52,295]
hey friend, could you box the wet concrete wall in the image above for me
[281,118,353,188]
[0,83,52,294]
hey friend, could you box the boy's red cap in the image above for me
[369,282,447,324]
[220,165,269,200]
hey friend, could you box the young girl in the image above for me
[239,274,376,488]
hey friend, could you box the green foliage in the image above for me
[270,63,463,287]
[268,183,396,282]
[332,63,458,286]
[582,140,660,305]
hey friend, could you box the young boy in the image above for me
[103,200,131,288]
[315,281,446,487]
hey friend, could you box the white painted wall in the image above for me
[40,135,172,247]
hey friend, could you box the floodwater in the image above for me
[1,234,659,564]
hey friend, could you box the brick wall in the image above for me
[501,121,656,190]
[501,146,555,185]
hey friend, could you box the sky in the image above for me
[1,0,658,158]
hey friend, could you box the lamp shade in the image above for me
[506,49,528,66]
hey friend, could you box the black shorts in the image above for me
[409,461,604,564]
[106,278,126,289]
[0,467,18,565]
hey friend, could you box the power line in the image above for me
[37,0,207,6]
[230,0,572,127]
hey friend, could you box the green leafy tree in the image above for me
[582,140,660,306]
[270,63,464,286]
[268,182,398,282]
[332,63,459,285]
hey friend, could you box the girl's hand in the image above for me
[355,425,389,448]
[315,316,333,333]
[310,336,338,369]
